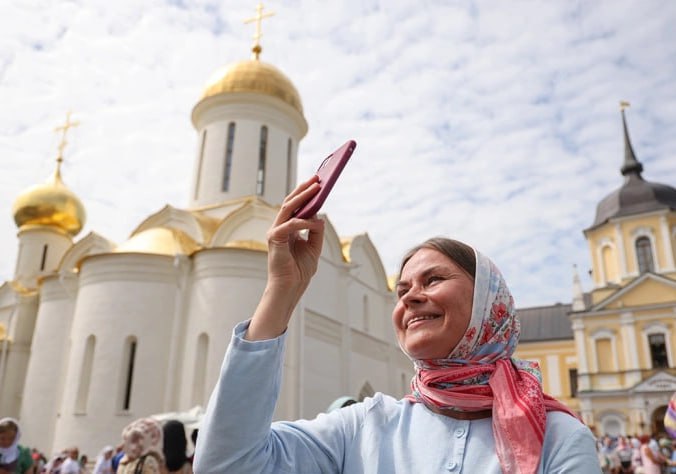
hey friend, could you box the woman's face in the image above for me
[0,429,16,448]
[124,431,144,460]
[393,248,474,359]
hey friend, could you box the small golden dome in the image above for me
[12,170,86,236]
[201,60,303,114]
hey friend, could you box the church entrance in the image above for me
[651,405,667,436]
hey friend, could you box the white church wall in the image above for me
[52,253,180,458]
[15,227,73,289]
[190,95,305,209]
[0,293,38,418]
[180,248,268,410]
[20,275,78,454]
[303,311,343,417]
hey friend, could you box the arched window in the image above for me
[40,244,48,271]
[75,335,96,413]
[192,333,209,406]
[256,126,268,195]
[119,337,137,411]
[636,236,654,273]
[223,123,235,191]
[648,333,669,368]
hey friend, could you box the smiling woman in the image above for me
[193,178,600,474]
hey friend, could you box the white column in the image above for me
[573,319,591,391]
[660,216,675,271]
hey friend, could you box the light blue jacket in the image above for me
[194,321,601,473]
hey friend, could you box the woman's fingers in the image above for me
[276,176,320,224]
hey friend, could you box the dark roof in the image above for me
[588,109,676,230]
[517,303,574,342]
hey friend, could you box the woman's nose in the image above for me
[401,285,425,305]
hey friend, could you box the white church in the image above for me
[0,20,413,456]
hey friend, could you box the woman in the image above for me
[194,178,599,473]
[116,418,164,474]
[0,418,34,474]
[92,446,114,474]
[162,421,192,474]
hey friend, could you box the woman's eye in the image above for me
[427,276,442,284]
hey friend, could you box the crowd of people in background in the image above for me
[0,417,197,474]
[598,434,676,474]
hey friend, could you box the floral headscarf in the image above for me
[405,248,577,474]
[121,418,164,462]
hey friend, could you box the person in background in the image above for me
[78,454,90,474]
[162,421,192,474]
[0,418,34,474]
[186,431,198,467]
[194,178,600,473]
[60,448,80,474]
[639,434,664,474]
[116,418,164,474]
[92,446,114,474]
[110,445,124,474]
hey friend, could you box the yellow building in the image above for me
[515,107,676,437]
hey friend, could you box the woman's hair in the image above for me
[162,420,188,471]
[398,237,476,280]
[0,418,18,434]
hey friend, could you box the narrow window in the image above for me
[569,368,578,397]
[636,237,654,273]
[192,333,209,407]
[121,338,137,411]
[649,333,669,368]
[256,126,268,195]
[75,335,96,413]
[286,138,293,194]
[223,123,235,191]
[40,244,48,271]
[194,129,207,201]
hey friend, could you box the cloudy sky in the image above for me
[1,0,675,308]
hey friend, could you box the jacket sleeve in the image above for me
[193,321,362,474]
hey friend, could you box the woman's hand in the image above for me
[246,176,325,340]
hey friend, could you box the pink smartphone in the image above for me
[293,139,357,219]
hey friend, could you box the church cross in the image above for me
[620,100,631,111]
[244,2,275,60]
[54,111,80,172]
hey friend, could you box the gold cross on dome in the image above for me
[54,111,80,168]
[620,100,631,111]
[244,2,275,60]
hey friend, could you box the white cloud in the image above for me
[1,0,675,308]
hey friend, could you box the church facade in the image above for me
[515,106,676,437]
[0,44,413,456]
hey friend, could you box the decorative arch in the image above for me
[59,231,115,272]
[210,199,275,248]
[598,410,626,437]
[131,205,210,245]
[342,233,390,292]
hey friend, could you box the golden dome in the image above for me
[115,228,200,256]
[201,60,303,114]
[12,170,86,236]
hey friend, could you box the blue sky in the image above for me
[1,0,675,307]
